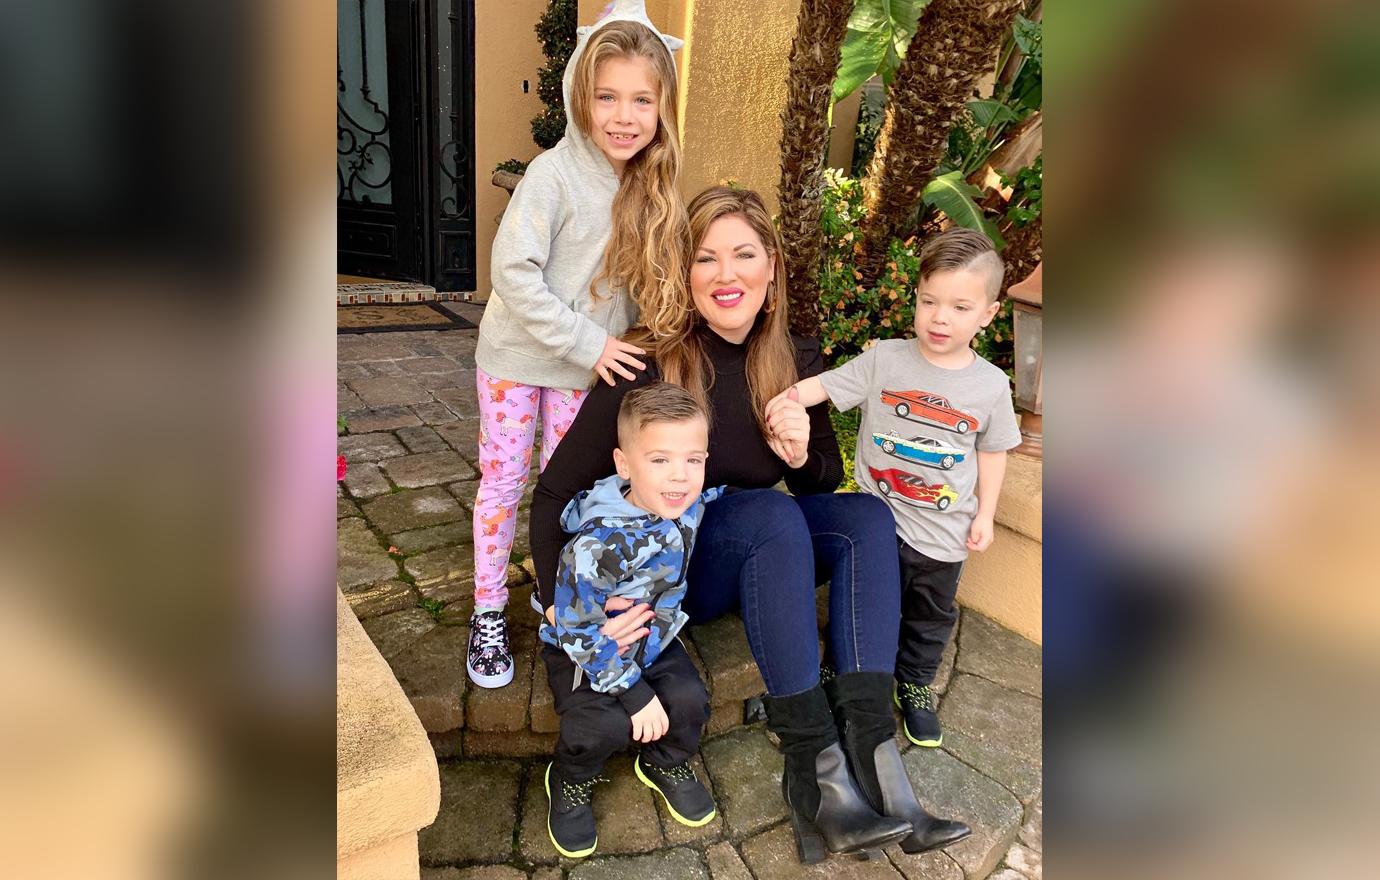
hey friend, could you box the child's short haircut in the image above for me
[918,228,1006,303]
[617,382,709,448]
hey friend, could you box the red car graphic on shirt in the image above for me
[878,389,979,434]
[868,466,959,511]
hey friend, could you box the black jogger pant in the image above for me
[894,538,964,686]
[541,638,710,782]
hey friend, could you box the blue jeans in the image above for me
[682,489,902,696]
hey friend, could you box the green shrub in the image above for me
[816,169,1014,376]
[495,158,530,175]
[830,406,862,493]
[531,0,577,149]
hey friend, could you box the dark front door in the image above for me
[338,0,424,282]
[426,0,477,292]
[337,0,475,291]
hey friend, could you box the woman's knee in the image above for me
[843,492,898,533]
[735,490,811,549]
[810,493,897,549]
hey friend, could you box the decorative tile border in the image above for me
[336,282,473,305]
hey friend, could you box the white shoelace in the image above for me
[473,614,507,652]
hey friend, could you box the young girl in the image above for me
[468,2,686,688]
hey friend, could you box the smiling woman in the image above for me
[689,213,776,344]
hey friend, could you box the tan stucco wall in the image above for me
[955,452,1043,643]
[827,88,862,172]
[674,0,800,211]
[474,0,552,294]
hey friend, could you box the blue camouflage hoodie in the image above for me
[540,473,722,712]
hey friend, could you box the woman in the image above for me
[530,186,969,862]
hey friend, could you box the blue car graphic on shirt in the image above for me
[872,432,966,470]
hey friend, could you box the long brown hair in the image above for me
[629,186,798,440]
[569,20,686,336]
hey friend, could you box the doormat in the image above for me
[337,301,476,334]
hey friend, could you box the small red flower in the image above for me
[337,455,347,481]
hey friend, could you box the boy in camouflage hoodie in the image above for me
[538,383,722,858]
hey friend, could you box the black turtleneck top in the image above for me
[530,328,844,607]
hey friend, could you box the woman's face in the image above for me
[688,214,775,344]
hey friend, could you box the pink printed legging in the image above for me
[472,365,586,608]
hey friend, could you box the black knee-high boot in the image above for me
[824,672,972,854]
[763,685,913,863]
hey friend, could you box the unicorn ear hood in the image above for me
[578,0,684,57]
[559,0,684,172]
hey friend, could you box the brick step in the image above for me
[365,582,959,761]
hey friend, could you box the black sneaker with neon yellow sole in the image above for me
[895,681,942,747]
[634,755,717,827]
[544,762,602,858]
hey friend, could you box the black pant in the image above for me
[894,539,964,685]
[541,639,710,782]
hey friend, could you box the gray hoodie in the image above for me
[475,1,683,391]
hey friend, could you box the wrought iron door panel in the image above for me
[338,0,424,281]
[428,0,476,291]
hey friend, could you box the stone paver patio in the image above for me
[339,316,1042,880]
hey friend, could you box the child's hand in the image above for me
[763,384,796,420]
[630,696,669,743]
[966,514,995,552]
[594,336,647,386]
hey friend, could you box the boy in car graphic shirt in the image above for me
[818,338,1020,743]
[767,229,1022,748]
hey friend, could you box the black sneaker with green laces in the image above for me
[895,681,942,747]
[634,755,717,827]
[544,763,603,858]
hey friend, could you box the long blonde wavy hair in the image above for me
[568,21,686,337]
[628,186,799,440]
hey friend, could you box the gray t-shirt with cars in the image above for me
[819,339,1021,562]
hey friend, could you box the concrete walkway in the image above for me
[338,320,1042,880]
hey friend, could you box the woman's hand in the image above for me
[768,435,808,469]
[545,596,652,656]
[600,595,653,656]
[594,336,647,386]
[765,386,810,468]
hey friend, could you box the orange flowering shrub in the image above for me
[815,170,1012,374]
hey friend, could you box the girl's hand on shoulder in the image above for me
[594,336,647,386]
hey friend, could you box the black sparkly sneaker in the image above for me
[895,681,942,747]
[635,755,717,827]
[544,763,603,858]
[466,610,514,688]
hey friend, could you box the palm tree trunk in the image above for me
[857,0,1023,283]
[776,0,854,337]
